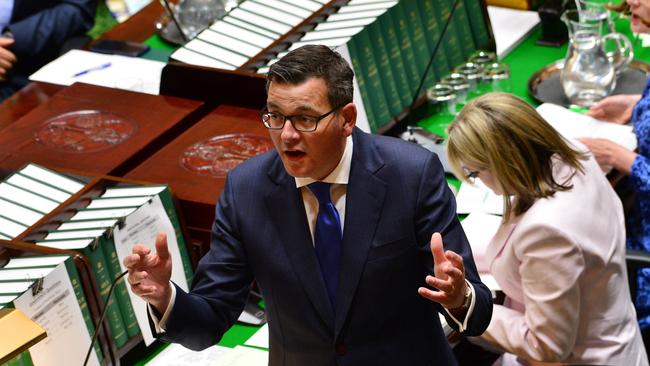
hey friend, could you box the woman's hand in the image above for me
[587,94,641,124]
[579,137,637,174]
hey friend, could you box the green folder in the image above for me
[346,41,378,132]
[385,7,421,96]
[36,238,129,348]
[377,14,413,107]
[366,19,404,118]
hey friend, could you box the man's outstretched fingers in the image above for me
[155,232,170,260]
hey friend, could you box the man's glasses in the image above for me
[260,106,341,132]
[462,167,480,184]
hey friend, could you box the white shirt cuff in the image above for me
[148,282,177,334]
[443,279,476,333]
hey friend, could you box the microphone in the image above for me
[406,0,461,124]
[83,270,128,366]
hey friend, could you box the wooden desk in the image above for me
[0,82,62,132]
[0,83,204,176]
[0,1,165,131]
[125,104,273,263]
[97,1,163,43]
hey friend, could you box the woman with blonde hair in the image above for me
[443,93,647,365]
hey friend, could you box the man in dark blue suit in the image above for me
[125,45,492,365]
[0,0,97,100]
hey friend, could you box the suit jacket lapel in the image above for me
[486,222,518,273]
[264,156,335,329]
[335,129,386,338]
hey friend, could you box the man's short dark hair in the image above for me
[267,45,354,108]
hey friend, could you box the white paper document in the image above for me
[0,281,34,295]
[0,216,28,238]
[19,164,84,194]
[461,212,503,273]
[0,294,17,303]
[14,263,100,366]
[113,195,189,346]
[71,207,138,221]
[145,344,231,366]
[0,267,56,281]
[536,103,638,151]
[5,255,69,269]
[86,196,152,209]
[0,198,43,227]
[212,345,268,366]
[57,219,118,231]
[455,181,503,215]
[30,49,165,95]
[438,313,454,337]
[0,182,59,214]
[101,186,166,198]
[488,6,540,59]
[6,174,71,203]
[244,323,269,349]
[45,228,107,240]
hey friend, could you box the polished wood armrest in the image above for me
[0,82,63,131]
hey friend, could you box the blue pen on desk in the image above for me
[72,62,112,78]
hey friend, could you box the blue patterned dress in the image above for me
[628,77,650,330]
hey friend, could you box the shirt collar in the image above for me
[295,135,353,188]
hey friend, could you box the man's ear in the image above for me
[340,103,357,135]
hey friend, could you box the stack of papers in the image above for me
[455,181,503,216]
[145,344,230,365]
[213,346,268,366]
[29,49,165,95]
[146,344,268,366]
[536,103,638,151]
[461,212,503,273]
[244,324,269,349]
[455,183,504,294]
[0,164,84,240]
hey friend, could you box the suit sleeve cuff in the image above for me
[443,280,476,333]
[148,282,177,334]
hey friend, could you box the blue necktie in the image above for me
[308,182,342,309]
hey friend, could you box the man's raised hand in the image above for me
[123,232,173,313]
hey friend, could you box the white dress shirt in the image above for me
[0,0,13,31]
[152,135,475,333]
[295,135,353,243]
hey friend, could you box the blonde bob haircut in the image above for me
[447,93,588,221]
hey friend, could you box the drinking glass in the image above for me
[427,84,457,116]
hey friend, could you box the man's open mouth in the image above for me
[285,150,306,159]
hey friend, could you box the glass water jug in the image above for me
[560,10,632,107]
[177,0,225,38]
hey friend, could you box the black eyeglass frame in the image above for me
[259,105,342,132]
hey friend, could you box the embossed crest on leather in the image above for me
[181,133,273,177]
[34,110,137,152]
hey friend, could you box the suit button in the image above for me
[335,342,347,356]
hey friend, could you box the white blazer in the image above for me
[478,148,648,365]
